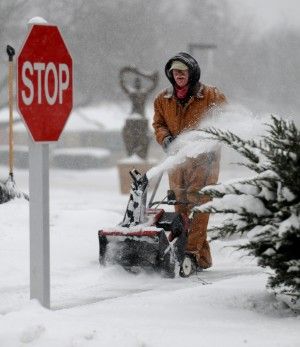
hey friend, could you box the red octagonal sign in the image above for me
[18,24,73,142]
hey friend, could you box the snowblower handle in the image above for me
[148,172,163,208]
[6,45,15,61]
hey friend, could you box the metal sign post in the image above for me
[29,140,50,308]
[17,20,73,308]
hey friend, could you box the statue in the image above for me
[119,66,158,159]
[120,66,158,117]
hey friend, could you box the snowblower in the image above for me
[98,169,198,277]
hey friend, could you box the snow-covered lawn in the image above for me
[0,166,299,347]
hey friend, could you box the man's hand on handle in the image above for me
[162,135,175,153]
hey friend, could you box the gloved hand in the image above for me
[162,135,174,153]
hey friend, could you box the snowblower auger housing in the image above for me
[98,169,189,277]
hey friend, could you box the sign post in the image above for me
[29,141,50,307]
[17,22,73,308]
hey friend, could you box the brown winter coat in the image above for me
[153,83,226,144]
[152,83,226,268]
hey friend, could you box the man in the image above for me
[152,52,226,270]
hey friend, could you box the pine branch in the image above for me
[200,127,263,167]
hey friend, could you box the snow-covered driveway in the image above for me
[0,167,299,347]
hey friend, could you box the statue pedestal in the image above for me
[122,117,150,160]
[117,155,156,194]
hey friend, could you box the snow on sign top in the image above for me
[27,17,48,25]
[17,24,73,142]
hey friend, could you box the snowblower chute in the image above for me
[98,169,195,277]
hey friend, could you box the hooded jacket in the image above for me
[165,52,201,88]
[153,52,226,145]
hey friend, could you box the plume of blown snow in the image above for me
[147,104,272,180]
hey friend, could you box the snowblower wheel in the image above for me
[179,254,196,277]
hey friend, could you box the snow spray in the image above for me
[146,104,272,180]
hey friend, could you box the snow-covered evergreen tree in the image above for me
[196,116,300,302]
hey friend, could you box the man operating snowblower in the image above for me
[152,52,226,270]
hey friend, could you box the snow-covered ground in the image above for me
[0,163,299,347]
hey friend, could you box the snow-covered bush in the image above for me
[197,116,300,302]
[0,178,29,204]
[0,180,10,204]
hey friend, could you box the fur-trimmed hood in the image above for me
[165,52,201,87]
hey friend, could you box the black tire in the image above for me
[179,254,196,277]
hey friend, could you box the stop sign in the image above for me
[18,24,73,142]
